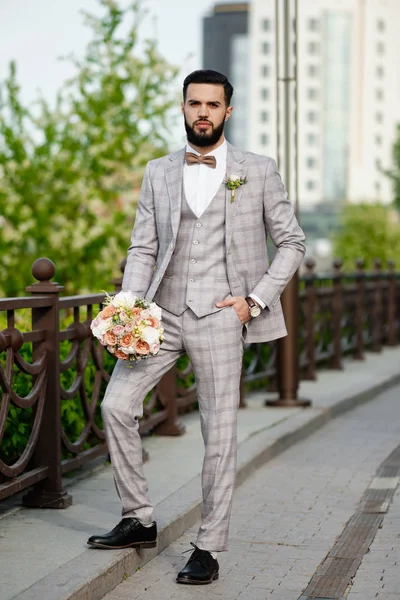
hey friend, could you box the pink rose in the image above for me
[140,309,151,319]
[124,323,134,332]
[112,325,124,335]
[150,343,160,355]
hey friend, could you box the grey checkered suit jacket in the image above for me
[122,142,306,343]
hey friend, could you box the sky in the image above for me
[0,0,234,107]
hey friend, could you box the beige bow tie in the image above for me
[185,152,217,169]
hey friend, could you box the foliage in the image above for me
[332,203,400,270]
[385,122,400,210]
[0,0,178,297]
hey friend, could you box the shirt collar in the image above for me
[185,139,227,160]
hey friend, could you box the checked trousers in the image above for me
[101,305,244,552]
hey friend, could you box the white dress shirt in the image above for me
[184,140,227,219]
[183,139,265,310]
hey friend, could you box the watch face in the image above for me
[250,305,261,318]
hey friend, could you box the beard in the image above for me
[184,115,226,147]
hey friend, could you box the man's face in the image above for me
[182,83,233,147]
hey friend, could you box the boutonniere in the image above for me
[225,174,247,202]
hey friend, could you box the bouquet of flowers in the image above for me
[90,291,164,362]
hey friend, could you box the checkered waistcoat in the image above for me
[153,186,229,318]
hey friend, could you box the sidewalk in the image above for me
[1,347,400,600]
[102,382,400,600]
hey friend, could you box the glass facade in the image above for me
[230,34,249,149]
[322,11,352,201]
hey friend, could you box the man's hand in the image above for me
[216,296,251,324]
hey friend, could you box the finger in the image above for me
[215,297,236,308]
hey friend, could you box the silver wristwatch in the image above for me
[245,297,261,318]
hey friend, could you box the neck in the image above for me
[188,135,225,155]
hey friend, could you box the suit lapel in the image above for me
[225,143,248,253]
[165,148,185,239]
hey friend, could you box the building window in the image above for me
[261,88,269,101]
[307,133,317,145]
[308,18,319,31]
[375,158,382,169]
[375,135,382,145]
[377,20,385,32]
[308,88,318,100]
[376,89,384,101]
[260,133,269,146]
[376,65,384,78]
[307,157,316,168]
[308,64,319,77]
[262,42,271,54]
[260,111,269,122]
[377,42,385,55]
[306,180,315,190]
[308,41,319,54]
[376,112,383,123]
[262,19,271,32]
[307,111,318,123]
[375,181,381,194]
[261,64,270,77]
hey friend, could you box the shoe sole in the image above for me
[87,541,157,550]
[176,573,219,585]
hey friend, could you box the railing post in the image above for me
[22,258,72,508]
[387,260,397,346]
[354,259,365,360]
[266,272,311,407]
[303,258,317,380]
[372,258,383,352]
[331,259,343,369]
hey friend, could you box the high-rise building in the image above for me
[203,0,400,207]
[248,0,400,207]
[203,3,249,148]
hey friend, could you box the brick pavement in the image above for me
[101,384,400,600]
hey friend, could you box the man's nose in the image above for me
[198,105,209,117]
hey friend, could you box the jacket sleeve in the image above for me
[250,158,306,309]
[121,162,159,297]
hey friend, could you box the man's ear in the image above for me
[225,106,233,121]
[181,101,185,114]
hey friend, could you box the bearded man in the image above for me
[88,69,306,585]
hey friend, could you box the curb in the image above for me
[14,370,400,600]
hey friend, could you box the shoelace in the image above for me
[114,518,138,534]
[183,542,214,568]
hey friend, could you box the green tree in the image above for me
[0,0,178,297]
[332,203,400,270]
[385,123,400,210]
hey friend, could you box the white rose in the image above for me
[111,291,137,309]
[149,302,162,320]
[119,344,136,355]
[229,173,240,182]
[141,326,160,345]
[92,318,114,338]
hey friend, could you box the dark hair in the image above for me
[183,70,234,106]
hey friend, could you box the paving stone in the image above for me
[103,385,400,600]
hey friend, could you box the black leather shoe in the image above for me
[87,518,157,549]
[176,543,219,584]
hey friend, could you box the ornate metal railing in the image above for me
[0,257,399,506]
